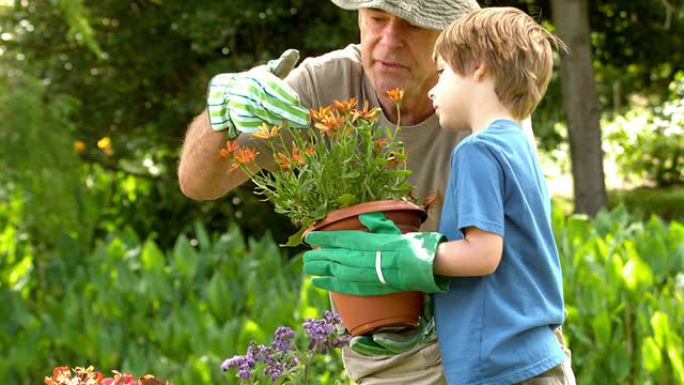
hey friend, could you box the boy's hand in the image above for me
[303,212,449,295]
[206,49,310,139]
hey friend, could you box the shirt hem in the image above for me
[447,350,565,385]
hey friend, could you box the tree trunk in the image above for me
[550,0,607,216]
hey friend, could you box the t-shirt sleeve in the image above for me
[451,140,505,237]
[285,58,316,109]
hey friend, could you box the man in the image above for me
[178,1,556,384]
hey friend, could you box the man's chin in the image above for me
[372,78,406,94]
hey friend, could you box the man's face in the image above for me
[358,8,440,100]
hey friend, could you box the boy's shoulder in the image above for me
[454,121,511,152]
[462,120,527,151]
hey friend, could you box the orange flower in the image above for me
[276,152,291,171]
[386,88,404,104]
[251,123,272,139]
[234,147,258,165]
[309,106,333,123]
[304,146,314,156]
[315,114,345,136]
[351,100,381,122]
[219,140,239,159]
[334,98,358,114]
[373,138,389,155]
[140,374,170,385]
[73,140,86,153]
[251,123,281,139]
[291,147,304,166]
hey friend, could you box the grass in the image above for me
[551,184,684,223]
[607,184,684,222]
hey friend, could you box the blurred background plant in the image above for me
[1,0,683,384]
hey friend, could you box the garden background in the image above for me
[1,0,684,384]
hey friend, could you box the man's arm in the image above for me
[178,49,309,200]
[178,109,250,200]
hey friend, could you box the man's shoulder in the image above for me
[286,44,367,109]
[298,44,362,71]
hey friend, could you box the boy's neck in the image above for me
[467,75,518,134]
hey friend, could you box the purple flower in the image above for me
[331,334,351,348]
[247,341,272,363]
[272,326,295,352]
[238,368,251,379]
[221,354,255,380]
[263,361,283,381]
[221,312,349,382]
[323,310,342,325]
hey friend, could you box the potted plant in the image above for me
[219,90,426,336]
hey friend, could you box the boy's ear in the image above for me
[473,62,487,81]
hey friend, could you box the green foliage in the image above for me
[4,198,684,384]
[0,0,357,251]
[555,205,684,384]
[608,185,684,222]
[604,74,684,187]
[0,70,96,254]
[0,216,343,385]
[235,102,413,236]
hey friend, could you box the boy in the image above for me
[426,7,574,384]
[304,6,574,384]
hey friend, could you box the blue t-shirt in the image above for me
[435,119,565,385]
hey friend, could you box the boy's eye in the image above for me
[436,68,444,75]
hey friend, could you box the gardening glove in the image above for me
[303,212,450,296]
[349,315,436,356]
[206,48,310,139]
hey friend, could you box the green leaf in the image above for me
[282,226,308,247]
[666,332,684,384]
[591,312,612,348]
[650,311,670,347]
[641,337,662,372]
[621,247,653,292]
[141,239,165,271]
[335,193,357,207]
[173,234,198,278]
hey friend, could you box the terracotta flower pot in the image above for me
[305,200,427,336]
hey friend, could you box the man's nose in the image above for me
[380,19,406,50]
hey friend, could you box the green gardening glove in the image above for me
[303,212,450,296]
[349,316,436,356]
[206,49,310,139]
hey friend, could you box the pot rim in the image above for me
[302,199,427,243]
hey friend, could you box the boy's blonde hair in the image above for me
[435,7,565,121]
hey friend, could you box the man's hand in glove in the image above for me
[349,316,436,356]
[207,49,310,139]
[303,212,450,296]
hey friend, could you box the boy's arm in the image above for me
[433,227,503,277]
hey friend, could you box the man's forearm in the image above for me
[178,110,249,200]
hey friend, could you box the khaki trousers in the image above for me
[342,327,575,385]
[342,339,446,385]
